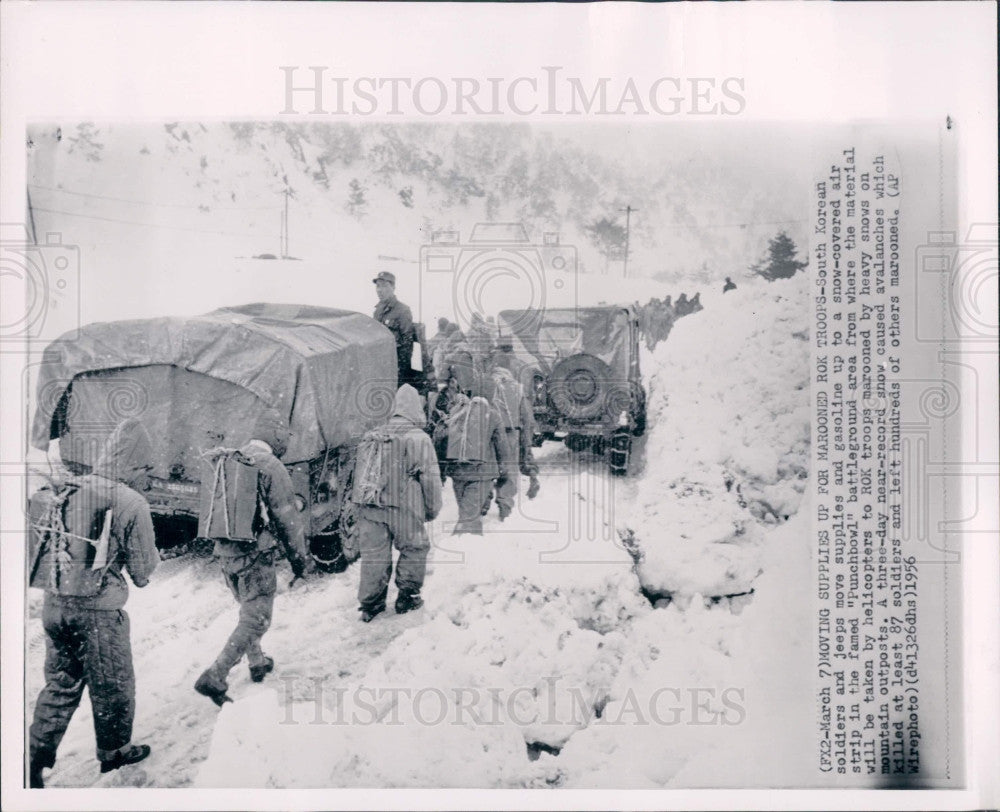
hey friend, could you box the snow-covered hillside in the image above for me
[26,122,809,332]
[26,273,812,789]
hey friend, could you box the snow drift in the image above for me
[622,274,810,599]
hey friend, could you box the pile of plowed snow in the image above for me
[623,274,810,599]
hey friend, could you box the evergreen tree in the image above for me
[346,178,367,218]
[585,217,628,270]
[751,231,807,281]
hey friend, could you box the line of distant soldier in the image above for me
[634,290,704,350]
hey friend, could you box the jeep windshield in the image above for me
[498,307,632,373]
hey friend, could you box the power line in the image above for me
[660,217,807,230]
[31,183,805,231]
[28,183,280,212]
[31,207,262,238]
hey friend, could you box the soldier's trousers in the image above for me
[452,477,491,535]
[493,429,522,512]
[30,600,136,763]
[209,552,276,682]
[357,511,429,610]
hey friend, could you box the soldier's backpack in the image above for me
[446,396,492,463]
[351,429,403,509]
[444,345,487,398]
[28,479,115,597]
[490,369,523,431]
[199,449,265,548]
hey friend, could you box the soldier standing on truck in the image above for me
[372,271,414,384]
[194,409,310,707]
[27,418,160,788]
[346,384,442,622]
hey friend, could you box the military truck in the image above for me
[30,303,399,568]
[496,305,647,475]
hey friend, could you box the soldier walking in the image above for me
[487,365,541,518]
[27,418,160,787]
[194,409,310,706]
[443,376,512,535]
[347,384,442,622]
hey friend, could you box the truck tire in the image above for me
[565,433,594,453]
[633,405,647,437]
[608,428,632,476]
[548,353,614,421]
[310,533,348,574]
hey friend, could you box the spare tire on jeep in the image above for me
[548,353,614,421]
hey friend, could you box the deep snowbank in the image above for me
[623,274,810,598]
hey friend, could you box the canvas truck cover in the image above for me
[497,306,634,377]
[31,304,398,469]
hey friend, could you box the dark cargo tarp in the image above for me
[31,303,398,465]
[497,306,634,377]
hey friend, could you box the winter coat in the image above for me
[430,385,458,460]
[211,439,308,569]
[427,328,450,356]
[488,368,527,430]
[28,419,159,611]
[351,384,443,527]
[446,395,512,482]
[374,295,415,378]
[487,368,538,476]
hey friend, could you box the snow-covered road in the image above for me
[26,442,643,788]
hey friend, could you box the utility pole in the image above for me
[27,188,38,244]
[619,205,637,278]
[282,187,291,258]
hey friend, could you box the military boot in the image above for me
[194,670,233,707]
[359,603,386,623]
[249,656,275,683]
[29,749,55,789]
[100,744,151,774]
[395,590,424,615]
[526,476,540,500]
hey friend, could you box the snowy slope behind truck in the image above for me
[31,303,398,563]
